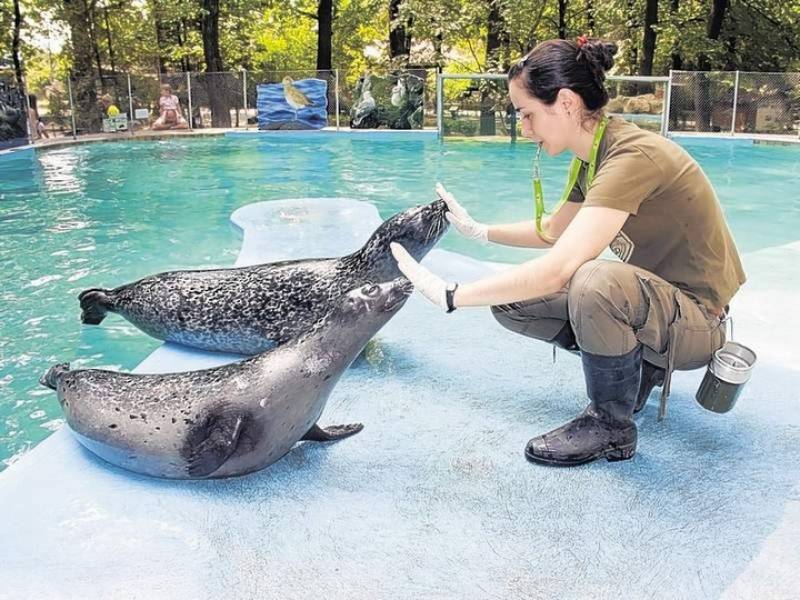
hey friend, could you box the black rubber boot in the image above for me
[525,345,642,466]
[551,322,579,354]
[634,361,665,414]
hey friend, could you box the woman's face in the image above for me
[161,88,171,97]
[509,78,570,156]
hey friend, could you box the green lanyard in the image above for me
[534,115,609,244]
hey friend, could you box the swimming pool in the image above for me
[1,132,799,469]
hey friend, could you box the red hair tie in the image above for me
[577,35,588,48]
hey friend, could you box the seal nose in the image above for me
[430,199,447,214]
[41,362,70,390]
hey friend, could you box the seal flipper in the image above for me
[301,422,364,442]
[79,288,113,325]
[183,413,245,477]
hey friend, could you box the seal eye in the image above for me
[364,284,380,297]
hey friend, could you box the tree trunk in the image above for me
[670,0,682,71]
[585,0,595,34]
[201,0,230,127]
[558,0,568,39]
[12,0,24,88]
[640,0,658,76]
[154,1,167,73]
[316,0,333,71]
[103,6,116,75]
[178,19,191,72]
[696,0,728,131]
[388,0,412,62]
[434,30,443,68]
[84,0,105,82]
[63,0,101,132]
[481,0,509,136]
[626,0,637,75]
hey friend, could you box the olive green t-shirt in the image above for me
[567,117,746,310]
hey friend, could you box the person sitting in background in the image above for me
[152,84,189,130]
[28,94,50,140]
[98,94,117,117]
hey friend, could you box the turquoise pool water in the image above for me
[1,133,798,469]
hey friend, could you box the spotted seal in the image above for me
[42,279,412,479]
[78,200,447,354]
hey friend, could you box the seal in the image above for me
[42,278,412,479]
[79,199,447,354]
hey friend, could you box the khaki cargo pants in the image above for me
[491,259,726,377]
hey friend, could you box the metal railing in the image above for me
[17,68,800,143]
[436,73,669,139]
[23,67,439,141]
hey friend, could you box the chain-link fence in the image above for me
[0,74,30,149]
[667,70,800,136]
[437,73,669,139]
[18,68,800,143]
[437,74,513,139]
[606,76,668,134]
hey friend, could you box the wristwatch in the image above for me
[445,283,459,313]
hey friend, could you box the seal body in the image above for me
[43,279,412,479]
[79,200,447,354]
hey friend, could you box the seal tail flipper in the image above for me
[40,362,71,390]
[301,422,364,442]
[183,414,244,478]
[78,288,113,325]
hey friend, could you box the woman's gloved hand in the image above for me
[436,183,489,245]
[390,242,457,311]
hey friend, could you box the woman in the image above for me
[153,84,189,130]
[390,37,745,467]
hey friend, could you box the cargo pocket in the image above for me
[672,294,722,371]
[632,273,668,359]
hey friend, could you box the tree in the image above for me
[694,0,728,131]
[389,0,411,63]
[317,0,333,71]
[12,0,24,88]
[640,0,657,76]
[200,0,231,127]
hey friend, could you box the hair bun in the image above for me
[577,39,618,85]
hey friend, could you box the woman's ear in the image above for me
[556,88,579,117]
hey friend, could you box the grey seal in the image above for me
[78,200,447,354]
[42,278,412,479]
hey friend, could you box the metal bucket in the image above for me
[695,341,757,413]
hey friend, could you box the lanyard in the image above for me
[533,115,609,244]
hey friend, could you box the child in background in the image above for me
[28,94,50,140]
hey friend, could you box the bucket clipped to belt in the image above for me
[695,341,757,413]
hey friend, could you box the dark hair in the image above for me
[508,38,618,115]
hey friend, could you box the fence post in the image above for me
[127,73,134,137]
[66,75,77,139]
[436,73,443,138]
[186,72,193,130]
[22,76,33,144]
[334,69,340,130]
[661,70,673,137]
[242,69,248,130]
[730,70,740,136]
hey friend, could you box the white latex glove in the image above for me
[436,182,489,245]
[390,242,456,311]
